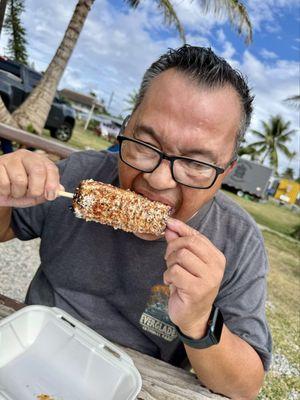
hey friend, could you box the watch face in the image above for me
[211,307,224,343]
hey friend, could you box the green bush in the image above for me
[87,119,99,131]
[291,224,300,241]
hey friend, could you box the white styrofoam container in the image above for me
[0,305,142,400]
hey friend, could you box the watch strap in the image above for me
[175,306,224,349]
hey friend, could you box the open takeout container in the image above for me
[0,305,142,400]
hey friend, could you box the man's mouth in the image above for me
[136,189,176,215]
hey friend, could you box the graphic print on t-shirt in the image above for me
[139,284,178,342]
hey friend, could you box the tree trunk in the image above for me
[0,96,19,128]
[0,0,8,36]
[12,0,95,134]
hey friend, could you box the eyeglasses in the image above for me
[117,116,230,189]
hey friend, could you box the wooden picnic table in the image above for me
[0,294,226,400]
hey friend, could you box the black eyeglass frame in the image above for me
[117,115,232,189]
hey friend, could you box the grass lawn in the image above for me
[257,231,300,399]
[222,191,299,398]
[223,190,300,237]
[43,120,111,152]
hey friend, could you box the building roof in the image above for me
[59,88,105,110]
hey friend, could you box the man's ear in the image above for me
[224,159,237,178]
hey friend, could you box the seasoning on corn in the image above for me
[72,179,171,235]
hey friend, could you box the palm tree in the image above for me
[247,115,296,173]
[238,138,261,160]
[0,96,18,127]
[12,0,95,134]
[124,89,139,113]
[282,167,294,180]
[0,0,253,135]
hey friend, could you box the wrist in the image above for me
[175,306,224,349]
[177,311,211,340]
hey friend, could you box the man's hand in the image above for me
[0,149,63,208]
[164,217,226,339]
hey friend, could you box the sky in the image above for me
[0,0,299,174]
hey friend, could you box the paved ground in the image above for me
[0,238,40,302]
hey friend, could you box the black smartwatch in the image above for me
[175,306,224,349]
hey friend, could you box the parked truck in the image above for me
[222,158,273,199]
[0,56,76,141]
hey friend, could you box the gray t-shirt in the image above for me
[11,150,272,370]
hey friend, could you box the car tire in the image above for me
[50,122,73,142]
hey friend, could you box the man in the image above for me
[0,46,271,399]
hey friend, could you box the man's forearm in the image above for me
[185,324,265,399]
[0,207,14,242]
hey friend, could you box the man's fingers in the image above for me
[44,162,61,200]
[0,149,62,207]
[22,157,60,201]
[166,217,199,237]
[165,235,215,263]
[5,160,28,198]
[166,248,208,278]
[0,165,10,196]
[23,159,47,198]
[163,263,195,291]
[165,228,179,242]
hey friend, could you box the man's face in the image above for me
[118,69,241,239]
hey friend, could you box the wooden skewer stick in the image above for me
[58,190,74,199]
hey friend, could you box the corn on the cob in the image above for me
[72,179,171,235]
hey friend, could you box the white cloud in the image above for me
[216,29,226,44]
[1,0,298,174]
[260,48,278,59]
[237,51,299,173]
[247,0,299,31]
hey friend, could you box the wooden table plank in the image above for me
[0,300,225,399]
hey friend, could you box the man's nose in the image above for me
[143,159,177,190]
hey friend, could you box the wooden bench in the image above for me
[0,122,76,159]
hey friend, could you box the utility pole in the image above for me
[84,102,95,131]
[108,91,114,111]
[0,0,7,37]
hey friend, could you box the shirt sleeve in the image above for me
[216,226,272,371]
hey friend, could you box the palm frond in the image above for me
[250,130,265,139]
[125,0,186,42]
[198,0,252,44]
[277,143,294,159]
[280,129,297,140]
[125,0,141,8]
[283,95,300,110]
[247,140,266,147]
[261,121,271,135]
[154,0,186,42]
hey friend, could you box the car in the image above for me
[0,56,76,142]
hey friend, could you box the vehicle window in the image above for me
[28,70,41,87]
[0,60,21,77]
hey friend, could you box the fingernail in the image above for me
[166,217,178,228]
[47,190,55,201]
